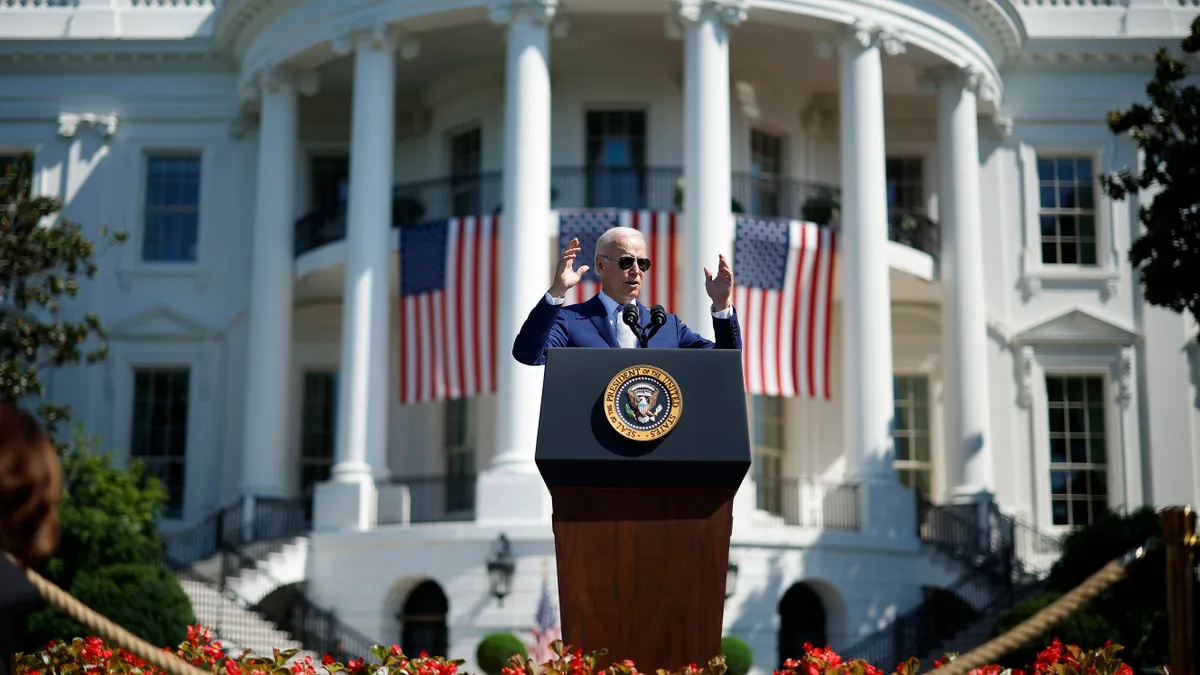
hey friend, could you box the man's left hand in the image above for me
[704,254,734,312]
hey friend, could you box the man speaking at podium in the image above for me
[512,226,742,366]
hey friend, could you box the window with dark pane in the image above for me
[300,371,337,501]
[1036,156,1098,266]
[130,368,190,519]
[893,375,933,501]
[443,398,475,513]
[1045,375,1108,526]
[886,157,924,214]
[0,154,22,197]
[142,154,201,263]
[585,110,646,210]
[309,156,349,214]
[750,129,784,218]
[448,127,482,218]
[751,395,785,516]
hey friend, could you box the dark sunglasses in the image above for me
[600,254,652,272]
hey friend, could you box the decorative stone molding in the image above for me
[800,93,837,133]
[1117,347,1134,409]
[57,113,118,139]
[914,64,999,107]
[816,22,906,59]
[675,0,749,27]
[331,24,420,58]
[1017,345,1036,409]
[992,113,1014,138]
[488,0,558,26]
[238,64,321,110]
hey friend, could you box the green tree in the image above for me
[0,152,125,432]
[1100,16,1200,340]
[1,153,195,646]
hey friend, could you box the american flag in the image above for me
[398,215,498,405]
[528,574,560,663]
[732,217,837,399]
[556,209,678,309]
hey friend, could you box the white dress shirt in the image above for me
[543,290,733,348]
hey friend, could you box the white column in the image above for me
[476,0,557,523]
[489,0,555,472]
[240,68,314,499]
[935,66,993,500]
[316,27,396,531]
[680,0,745,337]
[838,24,902,483]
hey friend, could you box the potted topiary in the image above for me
[475,632,528,675]
[719,635,753,675]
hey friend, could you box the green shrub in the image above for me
[476,633,528,675]
[27,563,195,648]
[989,592,1113,669]
[21,428,190,648]
[719,636,752,675]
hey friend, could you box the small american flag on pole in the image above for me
[556,209,678,309]
[398,215,499,405]
[528,571,560,664]
[732,217,837,399]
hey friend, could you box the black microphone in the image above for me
[645,304,667,344]
[622,303,641,330]
[622,303,649,348]
[649,304,667,327]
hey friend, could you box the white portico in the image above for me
[227,0,1014,537]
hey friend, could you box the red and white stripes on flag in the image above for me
[398,215,499,405]
[557,209,679,310]
[732,217,837,399]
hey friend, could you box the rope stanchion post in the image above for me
[1161,505,1196,675]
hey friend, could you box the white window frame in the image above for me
[116,136,219,292]
[1018,343,1141,535]
[746,394,786,515]
[106,343,216,525]
[892,372,936,501]
[1015,136,1125,298]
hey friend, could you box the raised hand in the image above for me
[704,253,734,311]
[549,238,589,298]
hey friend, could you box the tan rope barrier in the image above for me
[4,551,209,675]
[923,539,1158,675]
[2,536,1165,675]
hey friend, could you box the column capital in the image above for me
[489,0,558,26]
[816,21,905,59]
[57,112,118,140]
[674,0,749,27]
[257,65,321,97]
[915,63,1000,105]
[331,24,420,59]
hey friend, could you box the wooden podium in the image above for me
[534,348,751,672]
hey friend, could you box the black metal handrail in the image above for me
[160,492,373,660]
[840,496,1030,666]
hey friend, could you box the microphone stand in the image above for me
[622,304,668,349]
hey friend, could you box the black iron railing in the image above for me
[160,492,375,661]
[377,474,477,526]
[754,477,861,531]
[840,496,1060,668]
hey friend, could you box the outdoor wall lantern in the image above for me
[486,532,516,605]
[726,559,739,599]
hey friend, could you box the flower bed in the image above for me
[12,625,1137,675]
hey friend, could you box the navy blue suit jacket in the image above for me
[512,294,742,366]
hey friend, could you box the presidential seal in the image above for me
[603,365,683,441]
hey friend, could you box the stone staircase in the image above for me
[176,569,311,659]
[912,581,1044,669]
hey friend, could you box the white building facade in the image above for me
[3,0,1200,671]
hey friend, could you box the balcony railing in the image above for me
[752,477,861,531]
[293,167,941,260]
[377,474,476,526]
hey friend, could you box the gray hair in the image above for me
[594,226,644,265]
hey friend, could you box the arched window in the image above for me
[399,580,449,658]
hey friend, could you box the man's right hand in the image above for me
[548,237,589,298]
